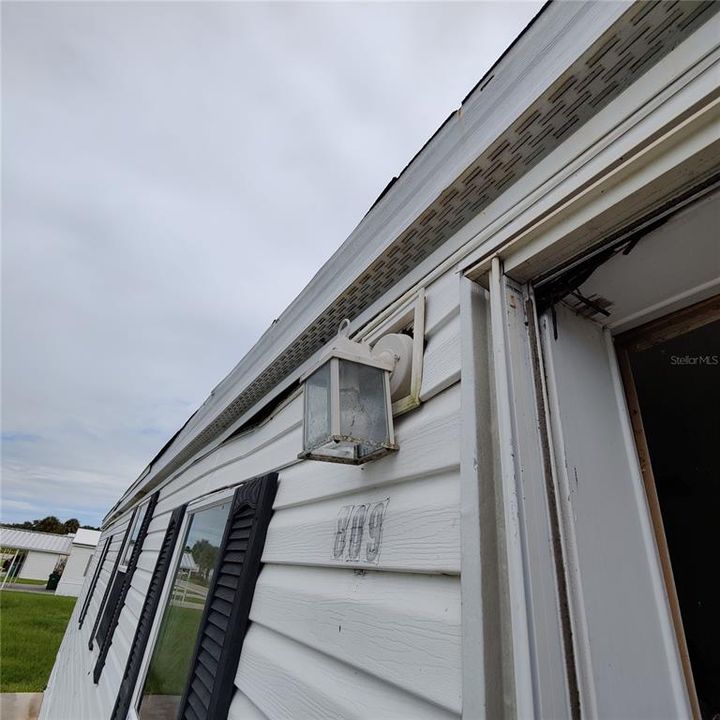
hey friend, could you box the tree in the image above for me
[63,518,80,534]
[33,516,65,534]
[190,539,219,582]
[4,516,98,535]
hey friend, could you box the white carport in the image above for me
[0,527,72,586]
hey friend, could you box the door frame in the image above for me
[615,293,720,720]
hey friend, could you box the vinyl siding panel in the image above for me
[250,566,461,712]
[235,625,458,720]
[262,470,460,574]
[228,690,267,720]
[420,311,461,402]
[274,383,460,510]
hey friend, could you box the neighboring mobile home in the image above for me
[0,527,100,594]
[55,529,102,598]
[42,3,720,719]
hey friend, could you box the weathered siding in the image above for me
[41,270,462,720]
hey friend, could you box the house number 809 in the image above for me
[333,499,389,564]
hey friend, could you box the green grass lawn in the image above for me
[10,578,49,587]
[0,590,76,691]
[143,604,203,696]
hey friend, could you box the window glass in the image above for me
[138,500,230,719]
[121,502,148,568]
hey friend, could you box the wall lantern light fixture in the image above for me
[299,319,410,465]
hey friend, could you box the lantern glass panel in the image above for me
[304,361,331,450]
[338,359,389,456]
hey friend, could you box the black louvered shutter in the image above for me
[95,570,126,648]
[89,510,138,651]
[93,492,159,683]
[178,473,278,720]
[78,536,110,628]
[111,504,186,720]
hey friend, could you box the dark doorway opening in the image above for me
[618,298,719,719]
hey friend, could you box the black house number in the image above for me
[333,499,389,564]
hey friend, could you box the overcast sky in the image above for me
[2,1,542,527]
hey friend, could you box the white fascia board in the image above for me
[111,2,630,514]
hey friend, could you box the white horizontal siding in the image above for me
[250,566,461,712]
[236,624,457,720]
[153,401,303,515]
[263,470,460,575]
[424,269,460,337]
[228,690,268,720]
[421,271,461,403]
[40,615,102,720]
[274,383,460,510]
[420,314,461,402]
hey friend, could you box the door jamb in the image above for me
[614,295,720,720]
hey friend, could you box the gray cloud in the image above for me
[1,1,542,526]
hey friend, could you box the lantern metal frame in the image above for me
[298,320,399,465]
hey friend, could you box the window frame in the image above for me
[127,486,235,720]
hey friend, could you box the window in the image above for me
[137,499,231,720]
[111,475,277,720]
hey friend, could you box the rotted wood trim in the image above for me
[615,293,720,352]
